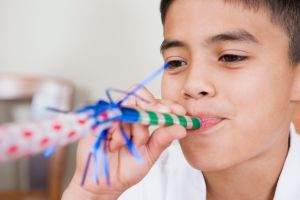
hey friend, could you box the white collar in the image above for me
[273,123,300,199]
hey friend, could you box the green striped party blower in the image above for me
[120,106,201,130]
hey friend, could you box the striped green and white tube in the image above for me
[120,107,201,130]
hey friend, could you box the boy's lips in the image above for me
[188,112,226,135]
[200,117,224,128]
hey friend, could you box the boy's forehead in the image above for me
[163,0,287,47]
[165,0,268,29]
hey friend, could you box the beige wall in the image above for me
[0,0,164,192]
[0,0,164,102]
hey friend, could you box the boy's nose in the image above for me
[181,64,216,99]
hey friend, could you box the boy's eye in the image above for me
[166,60,187,69]
[218,54,248,62]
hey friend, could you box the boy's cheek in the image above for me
[161,78,182,100]
[180,120,273,171]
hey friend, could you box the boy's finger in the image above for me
[144,101,171,113]
[146,125,187,164]
[133,86,157,108]
[131,124,150,147]
[159,99,186,115]
[144,99,186,116]
[121,84,157,108]
[109,124,131,152]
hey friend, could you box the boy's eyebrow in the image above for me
[160,30,260,54]
[206,29,260,45]
[160,40,187,54]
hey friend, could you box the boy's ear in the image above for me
[291,63,300,101]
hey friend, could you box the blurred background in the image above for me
[0,0,163,199]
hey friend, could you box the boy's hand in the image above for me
[62,86,187,200]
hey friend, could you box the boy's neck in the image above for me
[203,129,290,200]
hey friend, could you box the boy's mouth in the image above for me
[188,113,226,135]
[200,117,224,129]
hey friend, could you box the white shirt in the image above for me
[119,124,300,200]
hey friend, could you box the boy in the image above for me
[63,0,300,199]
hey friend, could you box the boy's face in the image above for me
[161,0,298,171]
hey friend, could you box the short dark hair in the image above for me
[160,0,300,64]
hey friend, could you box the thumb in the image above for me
[146,125,186,164]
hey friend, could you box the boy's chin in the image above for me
[181,150,239,172]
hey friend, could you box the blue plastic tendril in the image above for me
[117,63,169,106]
[105,88,150,104]
[81,152,92,186]
[43,146,57,158]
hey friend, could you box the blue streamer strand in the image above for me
[105,88,150,104]
[81,152,93,186]
[117,63,169,106]
[43,146,57,157]
[92,149,101,184]
[91,129,107,184]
